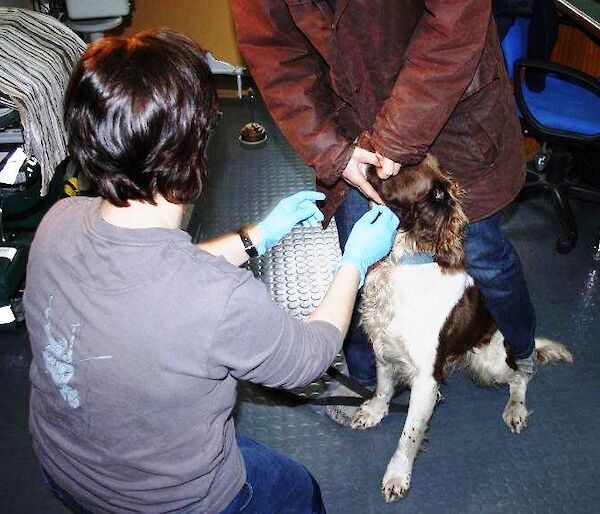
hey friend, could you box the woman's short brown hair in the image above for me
[64,29,218,206]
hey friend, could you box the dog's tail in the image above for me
[534,337,574,366]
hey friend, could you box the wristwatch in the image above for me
[237,225,259,259]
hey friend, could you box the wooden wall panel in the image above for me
[551,20,600,74]
[118,0,243,66]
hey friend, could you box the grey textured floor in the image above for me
[1,97,600,513]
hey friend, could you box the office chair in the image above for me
[501,17,600,253]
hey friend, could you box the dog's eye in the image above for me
[431,186,446,203]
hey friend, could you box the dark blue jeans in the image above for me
[44,435,325,514]
[464,211,536,359]
[42,470,94,514]
[334,189,537,385]
[221,436,326,514]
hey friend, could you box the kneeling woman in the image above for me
[24,29,399,513]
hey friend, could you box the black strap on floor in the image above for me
[273,366,409,413]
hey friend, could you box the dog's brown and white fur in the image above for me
[353,155,573,502]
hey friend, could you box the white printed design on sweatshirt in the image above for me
[42,297,112,409]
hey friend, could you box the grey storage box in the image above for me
[65,0,130,19]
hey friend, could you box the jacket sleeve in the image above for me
[210,274,343,389]
[369,0,493,165]
[231,0,354,186]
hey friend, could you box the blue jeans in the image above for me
[221,436,326,514]
[43,435,325,514]
[42,470,94,514]
[334,188,376,386]
[464,212,536,359]
[334,189,537,384]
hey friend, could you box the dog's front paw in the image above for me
[503,400,529,434]
[351,399,388,430]
[381,473,411,502]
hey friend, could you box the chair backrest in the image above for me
[500,17,530,80]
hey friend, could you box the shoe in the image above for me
[515,351,537,378]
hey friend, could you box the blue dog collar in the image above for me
[400,251,435,265]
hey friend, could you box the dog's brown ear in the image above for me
[436,226,465,271]
[435,180,468,272]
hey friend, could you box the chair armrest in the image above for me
[515,59,600,90]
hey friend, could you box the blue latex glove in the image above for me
[337,205,400,287]
[257,191,325,255]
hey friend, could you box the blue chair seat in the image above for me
[521,75,600,136]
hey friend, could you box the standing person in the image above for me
[231,0,538,425]
[24,29,399,514]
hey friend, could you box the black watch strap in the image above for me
[238,226,259,259]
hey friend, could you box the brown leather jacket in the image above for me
[231,0,525,224]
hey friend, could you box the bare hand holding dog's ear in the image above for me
[376,153,402,180]
[342,147,384,204]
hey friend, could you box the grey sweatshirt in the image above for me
[24,197,342,513]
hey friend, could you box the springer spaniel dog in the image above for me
[353,155,573,502]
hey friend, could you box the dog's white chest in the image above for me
[386,263,472,368]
